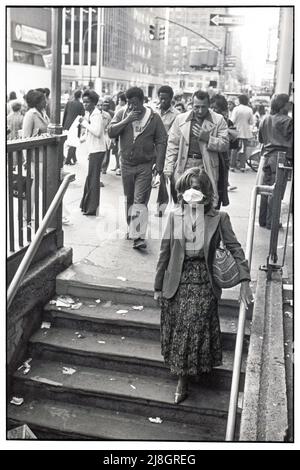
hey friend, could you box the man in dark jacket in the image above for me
[62,89,85,164]
[108,87,167,249]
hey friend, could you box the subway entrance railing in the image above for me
[7,133,67,285]
[226,151,293,441]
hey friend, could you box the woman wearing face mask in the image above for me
[154,167,253,404]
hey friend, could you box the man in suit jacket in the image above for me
[62,89,85,165]
[164,90,229,208]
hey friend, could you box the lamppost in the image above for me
[81,17,105,89]
[81,22,97,86]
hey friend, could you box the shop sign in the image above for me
[13,23,47,47]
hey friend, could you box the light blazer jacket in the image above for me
[81,107,106,154]
[154,207,250,299]
[164,109,229,206]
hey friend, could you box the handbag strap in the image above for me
[218,212,226,246]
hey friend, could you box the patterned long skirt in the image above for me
[161,258,222,376]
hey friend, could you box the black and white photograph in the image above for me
[4,1,295,451]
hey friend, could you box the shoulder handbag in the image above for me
[12,173,33,199]
[212,224,240,289]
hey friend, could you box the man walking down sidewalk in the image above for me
[62,89,85,165]
[164,90,229,208]
[108,87,167,250]
[230,94,254,172]
[154,85,180,216]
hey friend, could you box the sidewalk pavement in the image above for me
[62,148,293,289]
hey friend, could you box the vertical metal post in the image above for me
[282,173,293,267]
[275,7,293,94]
[62,7,66,66]
[267,153,286,275]
[98,8,105,97]
[48,7,63,135]
[70,7,74,67]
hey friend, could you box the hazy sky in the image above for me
[228,6,280,85]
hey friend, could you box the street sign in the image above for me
[210,14,244,27]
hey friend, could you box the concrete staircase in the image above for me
[7,267,252,441]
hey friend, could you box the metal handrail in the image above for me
[7,173,75,309]
[226,155,293,439]
[225,155,274,441]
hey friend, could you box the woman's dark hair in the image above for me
[82,89,99,105]
[118,93,126,103]
[175,102,185,112]
[25,89,45,109]
[158,85,174,99]
[74,89,82,99]
[270,94,289,114]
[238,94,249,106]
[11,101,22,112]
[9,91,17,101]
[175,167,214,211]
[192,90,210,103]
[126,87,144,102]
[258,104,266,115]
[36,87,46,95]
[210,94,228,112]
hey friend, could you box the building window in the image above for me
[73,7,80,65]
[91,8,98,66]
[82,8,89,65]
[65,7,71,65]
[13,50,34,65]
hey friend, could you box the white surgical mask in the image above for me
[182,188,204,204]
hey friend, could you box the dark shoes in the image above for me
[260,222,283,230]
[100,181,104,187]
[155,211,163,218]
[133,238,147,249]
[83,211,96,216]
[174,376,188,405]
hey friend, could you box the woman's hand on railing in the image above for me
[154,291,162,302]
[239,280,254,310]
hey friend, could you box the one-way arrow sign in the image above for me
[210,14,244,27]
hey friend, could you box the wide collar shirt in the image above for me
[132,107,151,142]
[155,105,180,134]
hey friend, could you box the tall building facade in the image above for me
[7,7,167,99]
[7,7,52,96]
[164,7,227,94]
[62,6,167,97]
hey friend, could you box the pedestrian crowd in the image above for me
[7,85,293,403]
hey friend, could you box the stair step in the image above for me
[7,398,227,441]
[44,298,250,350]
[56,266,252,319]
[12,359,239,427]
[28,327,246,390]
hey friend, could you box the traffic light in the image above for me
[149,24,156,40]
[159,26,165,40]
